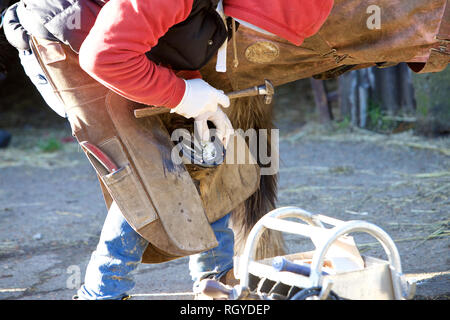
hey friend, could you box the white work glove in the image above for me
[171,78,234,148]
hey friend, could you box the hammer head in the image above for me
[258,79,275,104]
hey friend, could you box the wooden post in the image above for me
[412,66,450,136]
[338,63,417,130]
[310,78,333,123]
[338,71,359,125]
[397,63,417,114]
[356,69,373,128]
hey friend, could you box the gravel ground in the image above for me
[0,119,448,300]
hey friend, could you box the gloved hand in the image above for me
[171,78,234,148]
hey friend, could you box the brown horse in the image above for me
[199,0,449,259]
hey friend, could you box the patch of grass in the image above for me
[368,103,383,127]
[417,104,429,117]
[329,165,354,175]
[37,137,62,153]
[367,100,397,133]
[335,116,351,131]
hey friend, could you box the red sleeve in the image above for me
[79,0,194,108]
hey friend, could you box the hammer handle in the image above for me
[226,86,260,100]
[134,106,170,118]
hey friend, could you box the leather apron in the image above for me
[29,37,260,263]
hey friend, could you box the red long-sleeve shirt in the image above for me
[79,0,334,108]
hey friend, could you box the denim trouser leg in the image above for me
[76,201,149,300]
[77,201,234,299]
[189,214,235,283]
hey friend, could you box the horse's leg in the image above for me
[226,96,286,260]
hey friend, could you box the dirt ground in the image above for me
[0,84,449,300]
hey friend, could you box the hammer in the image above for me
[226,79,274,104]
[134,79,275,118]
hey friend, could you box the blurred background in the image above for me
[1,27,449,147]
[0,0,449,147]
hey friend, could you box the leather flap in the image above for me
[105,92,218,255]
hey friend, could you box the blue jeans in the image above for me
[76,201,234,300]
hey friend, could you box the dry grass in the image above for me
[357,219,450,253]
[0,127,81,169]
[281,123,450,157]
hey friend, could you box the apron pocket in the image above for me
[81,136,158,231]
[102,164,158,230]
